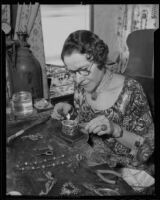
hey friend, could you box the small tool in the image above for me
[34,145,53,151]
[7,116,50,144]
[96,188,120,196]
[36,150,54,156]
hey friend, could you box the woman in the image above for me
[51,30,154,167]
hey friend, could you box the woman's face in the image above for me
[63,52,104,93]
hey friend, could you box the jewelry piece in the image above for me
[21,133,43,141]
[16,159,71,172]
[60,181,80,195]
[75,154,83,161]
[16,154,66,171]
[39,171,57,195]
[101,124,107,131]
[91,70,113,100]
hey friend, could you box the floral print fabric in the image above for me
[74,76,154,167]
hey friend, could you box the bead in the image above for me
[61,161,64,165]
[52,163,55,166]
[31,166,35,170]
[21,167,24,171]
[42,165,45,169]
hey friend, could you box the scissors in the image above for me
[36,150,54,156]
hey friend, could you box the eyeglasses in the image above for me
[65,62,94,76]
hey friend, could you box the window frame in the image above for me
[40,4,94,66]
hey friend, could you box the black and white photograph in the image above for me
[1,2,158,198]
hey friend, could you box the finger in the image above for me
[51,110,63,120]
[57,108,64,115]
[63,108,68,115]
[88,119,107,133]
[88,123,101,133]
[85,118,101,131]
[97,131,107,136]
[78,122,88,129]
[79,128,88,134]
[51,114,62,120]
[85,116,106,130]
[92,126,102,134]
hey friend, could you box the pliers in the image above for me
[96,169,122,184]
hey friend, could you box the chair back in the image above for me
[124,29,155,119]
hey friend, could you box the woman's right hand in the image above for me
[51,102,72,120]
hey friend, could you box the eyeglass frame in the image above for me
[65,62,94,76]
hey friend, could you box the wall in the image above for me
[94,5,120,60]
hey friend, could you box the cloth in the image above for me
[121,168,155,192]
[74,76,154,167]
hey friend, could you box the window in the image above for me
[41,4,91,66]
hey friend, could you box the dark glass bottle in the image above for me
[11,32,43,99]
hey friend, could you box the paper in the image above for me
[121,168,155,192]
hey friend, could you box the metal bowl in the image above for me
[61,119,78,136]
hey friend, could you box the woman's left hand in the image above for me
[85,115,116,136]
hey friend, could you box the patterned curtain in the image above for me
[116,4,159,73]
[1,4,10,24]
[1,5,11,99]
[13,3,48,98]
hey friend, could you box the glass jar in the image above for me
[12,91,33,117]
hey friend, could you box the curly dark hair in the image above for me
[61,30,109,70]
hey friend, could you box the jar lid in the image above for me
[12,91,32,101]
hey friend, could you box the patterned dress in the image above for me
[74,76,154,167]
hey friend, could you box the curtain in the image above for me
[1,4,10,24]
[1,5,12,99]
[13,3,48,98]
[116,4,159,73]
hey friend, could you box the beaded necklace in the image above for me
[16,154,66,171]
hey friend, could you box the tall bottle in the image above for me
[11,32,43,99]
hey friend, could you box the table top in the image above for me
[6,111,153,196]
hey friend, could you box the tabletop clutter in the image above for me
[6,94,155,196]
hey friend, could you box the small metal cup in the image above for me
[61,120,78,136]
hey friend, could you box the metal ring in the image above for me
[101,124,107,131]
